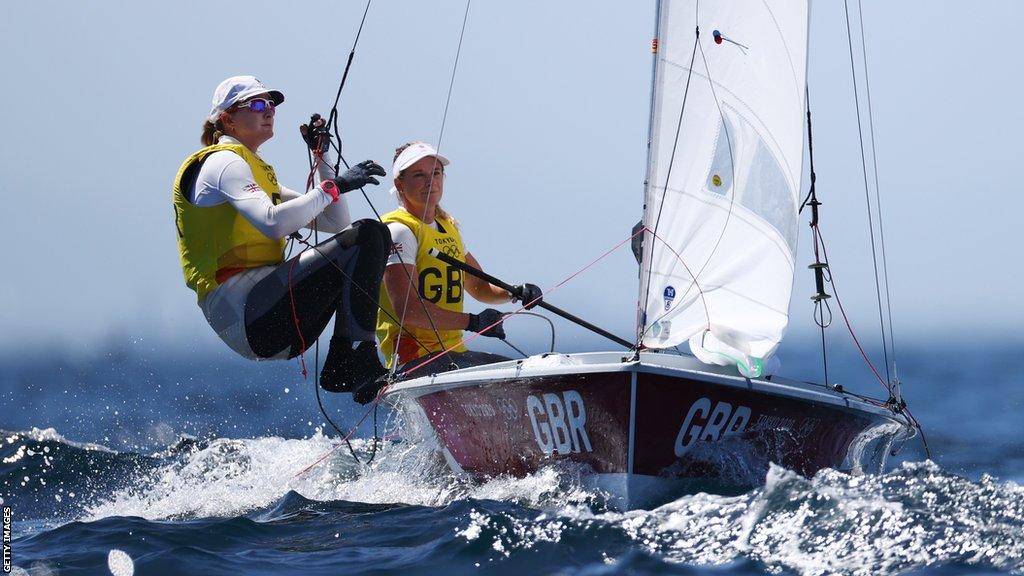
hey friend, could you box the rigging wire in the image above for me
[800,87,833,387]
[639,7,741,346]
[501,339,529,359]
[389,0,475,378]
[815,225,930,457]
[294,0,454,456]
[843,0,892,389]
[294,0,507,468]
[326,0,374,176]
[284,0,385,465]
[856,0,901,389]
[292,228,643,480]
[396,226,643,380]
[311,0,452,356]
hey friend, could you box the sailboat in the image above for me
[380,0,916,509]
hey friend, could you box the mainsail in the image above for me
[638,1,809,376]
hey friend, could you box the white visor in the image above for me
[392,142,449,180]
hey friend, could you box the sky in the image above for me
[1,0,1022,357]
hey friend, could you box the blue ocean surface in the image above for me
[1,339,1022,575]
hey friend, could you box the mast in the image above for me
[636,0,664,344]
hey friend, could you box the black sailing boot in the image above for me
[319,338,387,393]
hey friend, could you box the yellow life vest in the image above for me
[172,143,286,302]
[376,208,467,367]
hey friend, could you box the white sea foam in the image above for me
[82,410,606,522]
[453,461,1024,575]
[73,414,1024,576]
[85,433,341,520]
[7,427,114,453]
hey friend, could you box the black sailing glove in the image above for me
[466,308,506,339]
[299,113,330,155]
[510,283,543,310]
[332,160,387,193]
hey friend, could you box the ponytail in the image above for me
[200,119,225,147]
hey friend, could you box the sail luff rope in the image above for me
[843,0,892,389]
[390,0,474,376]
[637,0,665,341]
[638,18,701,346]
[856,0,900,388]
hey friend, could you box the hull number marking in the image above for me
[674,397,751,457]
[526,391,593,455]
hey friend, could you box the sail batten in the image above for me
[638,0,809,375]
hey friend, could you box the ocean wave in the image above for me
[454,461,1024,575]
[82,430,600,522]
[6,421,1024,575]
[0,428,155,527]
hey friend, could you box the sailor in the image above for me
[374,142,543,380]
[172,75,390,393]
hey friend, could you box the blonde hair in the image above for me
[393,142,455,224]
[200,118,226,147]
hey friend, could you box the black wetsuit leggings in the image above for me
[243,219,390,359]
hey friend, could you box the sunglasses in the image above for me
[233,98,276,112]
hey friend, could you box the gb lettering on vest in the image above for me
[674,397,752,457]
[418,266,462,304]
[419,238,463,305]
[526,391,593,456]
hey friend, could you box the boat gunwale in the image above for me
[382,351,912,429]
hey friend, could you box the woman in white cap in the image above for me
[374,141,543,382]
[172,75,390,394]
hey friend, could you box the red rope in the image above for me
[815,225,890,394]
[285,148,333,381]
[287,257,309,379]
[291,227,644,479]
[291,397,379,480]
[398,226,646,379]
[819,237,930,456]
[639,226,711,337]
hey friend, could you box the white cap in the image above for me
[208,75,284,122]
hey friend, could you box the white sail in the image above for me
[638,0,808,376]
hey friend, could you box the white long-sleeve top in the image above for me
[189,135,351,236]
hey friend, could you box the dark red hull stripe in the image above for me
[414,370,904,489]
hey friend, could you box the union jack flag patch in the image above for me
[390,242,404,255]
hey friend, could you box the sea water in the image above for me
[1,340,1021,575]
